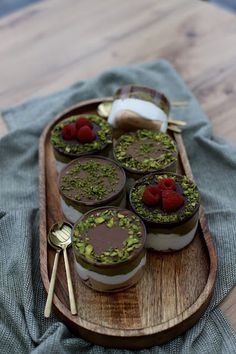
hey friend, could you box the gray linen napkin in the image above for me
[0,59,236,353]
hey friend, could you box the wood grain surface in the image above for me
[39,99,217,348]
[1,0,236,336]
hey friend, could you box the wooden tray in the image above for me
[39,97,217,349]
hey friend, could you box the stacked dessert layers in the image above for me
[50,112,200,292]
[72,207,146,292]
[129,173,200,251]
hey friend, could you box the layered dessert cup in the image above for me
[113,129,178,190]
[129,173,200,251]
[108,85,170,137]
[50,114,113,165]
[58,156,126,223]
[72,206,146,292]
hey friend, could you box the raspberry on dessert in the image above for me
[143,185,161,206]
[77,125,96,143]
[162,190,184,211]
[159,178,176,191]
[61,123,77,140]
[75,117,93,130]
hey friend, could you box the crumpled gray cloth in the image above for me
[0,59,236,353]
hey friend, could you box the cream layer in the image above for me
[146,222,198,251]
[60,195,127,224]
[108,98,168,132]
[75,254,146,285]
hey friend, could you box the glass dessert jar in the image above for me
[51,114,113,165]
[72,206,147,292]
[108,85,170,136]
[58,156,126,223]
[129,172,200,251]
[113,129,178,191]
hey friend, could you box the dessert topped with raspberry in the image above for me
[51,114,112,161]
[129,173,199,225]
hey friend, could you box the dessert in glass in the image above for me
[129,173,200,251]
[113,129,178,190]
[58,156,126,223]
[72,206,147,292]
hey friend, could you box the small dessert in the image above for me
[59,156,126,223]
[107,85,170,137]
[129,173,200,251]
[72,207,146,292]
[51,114,113,163]
[113,129,178,190]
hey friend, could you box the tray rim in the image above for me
[39,97,217,342]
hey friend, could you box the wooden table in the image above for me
[0,0,235,332]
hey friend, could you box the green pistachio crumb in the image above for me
[73,209,144,263]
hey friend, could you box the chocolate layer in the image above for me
[59,156,126,207]
[72,206,146,274]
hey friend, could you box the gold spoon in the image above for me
[44,222,77,318]
[44,229,62,318]
[49,223,77,315]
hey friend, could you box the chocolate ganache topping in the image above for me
[73,207,146,264]
[114,129,177,173]
[59,156,126,206]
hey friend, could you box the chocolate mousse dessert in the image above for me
[59,156,126,223]
[129,173,200,251]
[113,129,178,190]
[51,114,113,163]
[72,206,146,292]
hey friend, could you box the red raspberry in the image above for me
[77,125,96,143]
[143,185,161,206]
[162,190,184,211]
[61,123,77,140]
[75,117,93,130]
[159,178,176,191]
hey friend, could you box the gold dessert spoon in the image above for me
[44,232,61,318]
[50,223,77,315]
[44,222,77,317]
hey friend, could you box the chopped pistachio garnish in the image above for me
[60,159,121,202]
[130,174,199,223]
[73,209,144,263]
[51,114,112,154]
[114,129,177,172]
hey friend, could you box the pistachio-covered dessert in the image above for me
[129,173,200,251]
[113,129,177,190]
[51,114,113,163]
[72,207,146,292]
[59,156,126,223]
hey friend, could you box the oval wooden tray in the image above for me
[39,97,217,349]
